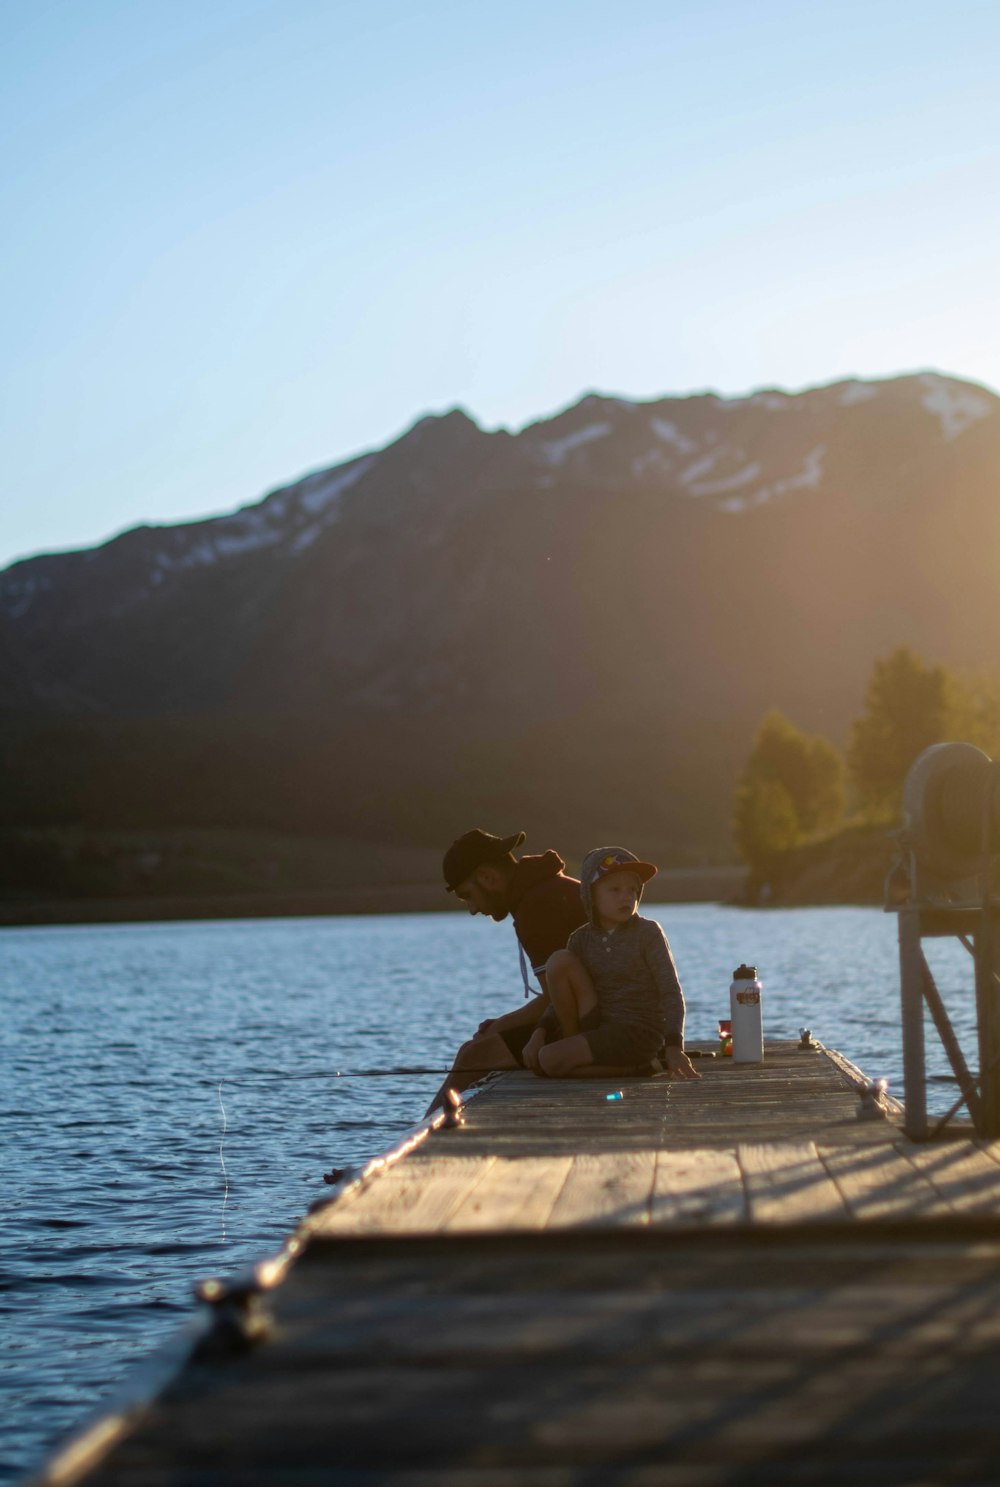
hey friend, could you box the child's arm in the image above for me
[640,921,685,1044]
[641,922,700,1080]
[661,1045,699,1078]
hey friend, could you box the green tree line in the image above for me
[734,647,1000,882]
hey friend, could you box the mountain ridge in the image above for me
[3,369,998,865]
[5,368,995,577]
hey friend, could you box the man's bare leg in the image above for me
[424,1030,521,1116]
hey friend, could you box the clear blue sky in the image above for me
[3,0,1000,567]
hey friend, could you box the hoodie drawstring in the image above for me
[517,937,539,999]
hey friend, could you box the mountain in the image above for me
[3,371,999,863]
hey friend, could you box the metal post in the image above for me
[976,767,1000,1136]
[975,909,1000,1137]
[919,956,983,1129]
[899,905,927,1139]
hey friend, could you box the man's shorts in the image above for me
[578,1011,663,1068]
[498,1023,535,1066]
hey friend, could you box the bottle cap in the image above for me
[733,964,757,980]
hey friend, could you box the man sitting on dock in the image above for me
[425,829,587,1114]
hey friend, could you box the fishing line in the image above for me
[217,1081,229,1241]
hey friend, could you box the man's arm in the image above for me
[476,996,546,1037]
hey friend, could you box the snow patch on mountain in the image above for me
[288,457,374,516]
[150,456,376,580]
[717,446,826,512]
[160,523,276,573]
[839,380,879,407]
[540,422,612,465]
[919,374,992,441]
[651,417,698,455]
[680,452,721,485]
[634,412,830,510]
[689,462,763,497]
[779,444,825,491]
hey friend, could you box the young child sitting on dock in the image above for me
[534,847,699,1081]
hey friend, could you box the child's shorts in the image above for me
[578,1011,663,1067]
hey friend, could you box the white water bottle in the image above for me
[730,964,763,1062]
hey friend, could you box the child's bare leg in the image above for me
[538,1032,595,1077]
[544,949,597,1037]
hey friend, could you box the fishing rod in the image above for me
[201,1067,459,1085]
[203,1049,716,1087]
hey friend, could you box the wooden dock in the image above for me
[36,1041,1000,1486]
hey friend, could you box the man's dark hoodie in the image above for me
[501,850,587,980]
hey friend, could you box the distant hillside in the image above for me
[3,371,999,869]
[746,824,897,907]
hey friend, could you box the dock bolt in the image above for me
[322,1164,360,1187]
[440,1088,465,1129]
[194,1278,273,1355]
[856,1078,890,1120]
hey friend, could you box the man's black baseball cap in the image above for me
[443,829,526,892]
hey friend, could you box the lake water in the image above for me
[0,904,977,1483]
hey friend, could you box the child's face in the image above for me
[592,870,641,928]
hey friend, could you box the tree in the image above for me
[847,647,952,816]
[733,774,800,878]
[949,669,1000,760]
[733,710,846,876]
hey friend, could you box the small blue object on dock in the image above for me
[605,1090,624,1102]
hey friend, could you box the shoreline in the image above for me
[0,866,748,929]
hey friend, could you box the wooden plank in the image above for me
[256,1273,1000,1357]
[443,1156,574,1232]
[899,1141,1000,1214]
[312,1157,496,1235]
[446,1044,903,1159]
[818,1142,951,1220]
[739,1141,850,1223]
[79,1238,1000,1487]
[971,1139,1000,1173]
[546,1150,656,1228]
[651,1148,747,1225]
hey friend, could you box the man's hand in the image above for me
[663,1047,701,1080]
[474,1018,495,1037]
[522,1028,547,1074]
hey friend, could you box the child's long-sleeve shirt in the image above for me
[566,913,685,1047]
